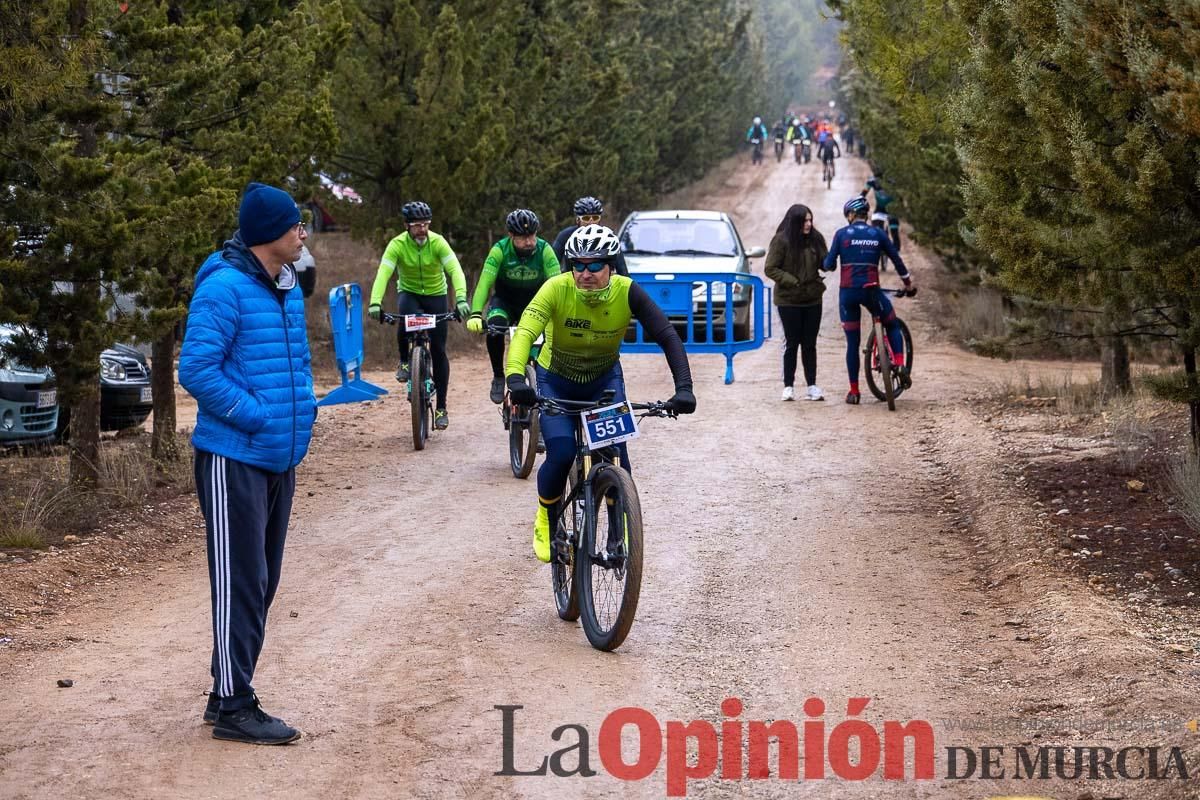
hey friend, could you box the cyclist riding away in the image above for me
[862,175,902,252]
[467,209,561,404]
[505,224,696,562]
[817,132,841,175]
[821,197,916,405]
[369,201,470,430]
[551,196,628,276]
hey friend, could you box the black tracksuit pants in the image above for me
[194,449,295,712]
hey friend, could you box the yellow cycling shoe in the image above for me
[533,504,551,563]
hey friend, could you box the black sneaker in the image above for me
[212,699,301,745]
[489,378,505,405]
[895,365,912,390]
[845,391,861,405]
[203,692,219,725]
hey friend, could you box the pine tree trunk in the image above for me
[1185,345,1199,453]
[68,383,101,491]
[1100,335,1131,397]
[150,328,179,464]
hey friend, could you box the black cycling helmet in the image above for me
[401,201,432,223]
[505,208,540,236]
[572,196,604,217]
[843,196,870,218]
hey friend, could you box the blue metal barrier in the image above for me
[318,283,388,406]
[624,272,769,384]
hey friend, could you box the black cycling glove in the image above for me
[667,387,696,414]
[506,374,538,407]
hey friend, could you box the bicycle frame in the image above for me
[542,393,673,565]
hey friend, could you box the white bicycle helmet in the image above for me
[565,224,621,260]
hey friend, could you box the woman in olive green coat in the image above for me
[764,203,828,401]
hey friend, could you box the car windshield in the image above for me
[621,218,738,257]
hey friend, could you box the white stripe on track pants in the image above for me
[193,449,295,712]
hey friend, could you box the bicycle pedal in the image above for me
[551,538,571,565]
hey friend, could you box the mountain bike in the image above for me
[801,139,812,163]
[539,391,677,652]
[750,138,764,166]
[863,286,916,411]
[382,311,457,450]
[774,135,785,162]
[822,156,836,189]
[487,321,544,479]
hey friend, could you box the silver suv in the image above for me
[616,210,765,340]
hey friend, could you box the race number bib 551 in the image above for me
[581,401,639,450]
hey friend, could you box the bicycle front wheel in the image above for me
[579,464,643,652]
[410,345,429,450]
[553,467,584,622]
[509,363,539,479]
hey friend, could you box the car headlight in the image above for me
[99,357,126,381]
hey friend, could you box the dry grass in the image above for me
[956,286,1008,347]
[1167,450,1200,534]
[0,470,73,549]
[1104,396,1154,473]
[100,445,155,506]
[989,368,1107,416]
[304,232,481,379]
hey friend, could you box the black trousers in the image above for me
[396,292,450,410]
[778,304,822,387]
[194,450,295,712]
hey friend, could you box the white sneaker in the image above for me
[807,385,825,401]
[781,386,795,401]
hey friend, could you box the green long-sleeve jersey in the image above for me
[470,237,560,313]
[506,273,693,390]
[370,231,466,305]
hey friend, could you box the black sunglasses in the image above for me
[571,260,612,273]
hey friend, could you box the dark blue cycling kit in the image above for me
[822,221,909,288]
[822,221,912,390]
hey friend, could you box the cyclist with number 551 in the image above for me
[505,224,696,563]
[369,201,470,431]
[822,196,916,405]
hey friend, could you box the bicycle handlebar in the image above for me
[537,394,678,419]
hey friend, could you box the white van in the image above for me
[0,324,58,445]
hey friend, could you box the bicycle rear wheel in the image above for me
[579,464,643,652]
[552,467,583,621]
[410,345,429,450]
[864,323,896,410]
[509,363,539,479]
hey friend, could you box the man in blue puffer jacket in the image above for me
[179,182,316,746]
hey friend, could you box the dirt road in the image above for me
[3,153,1198,799]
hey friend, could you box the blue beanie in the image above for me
[239,182,301,246]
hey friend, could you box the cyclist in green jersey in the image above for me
[369,201,470,430]
[466,209,561,404]
[505,224,696,562]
